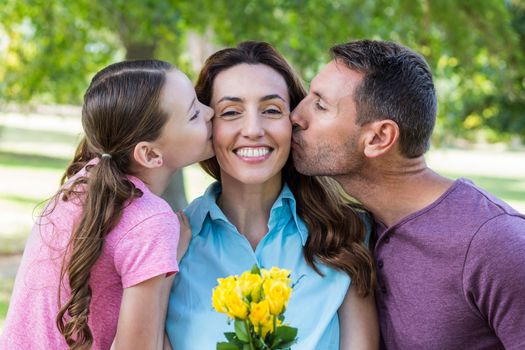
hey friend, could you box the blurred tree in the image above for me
[0,1,523,206]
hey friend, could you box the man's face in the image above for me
[291,60,365,176]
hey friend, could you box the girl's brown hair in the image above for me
[195,41,375,297]
[55,60,173,349]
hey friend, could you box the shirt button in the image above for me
[377,260,384,269]
[384,235,390,243]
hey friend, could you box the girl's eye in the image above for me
[190,110,200,121]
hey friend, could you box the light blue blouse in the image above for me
[166,182,370,350]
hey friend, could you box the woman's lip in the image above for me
[234,149,273,164]
[233,145,272,150]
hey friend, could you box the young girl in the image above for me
[0,60,214,349]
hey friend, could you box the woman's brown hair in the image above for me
[195,41,375,297]
[54,60,173,349]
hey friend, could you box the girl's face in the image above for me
[156,70,214,170]
[210,63,291,185]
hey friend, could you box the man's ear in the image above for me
[133,141,163,169]
[361,120,399,158]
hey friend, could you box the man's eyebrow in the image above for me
[260,94,286,102]
[313,91,332,105]
[217,96,244,103]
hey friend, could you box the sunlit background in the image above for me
[1,0,524,329]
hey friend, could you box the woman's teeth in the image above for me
[235,147,270,158]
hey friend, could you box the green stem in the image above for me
[246,320,256,350]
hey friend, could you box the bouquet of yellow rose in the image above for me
[212,265,298,350]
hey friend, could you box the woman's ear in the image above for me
[361,120,400,158]
[133,141,163,169]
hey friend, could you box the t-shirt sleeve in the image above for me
[462,214,525,349]
[114,212,180,288]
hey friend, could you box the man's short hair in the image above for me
[330,40,437,158]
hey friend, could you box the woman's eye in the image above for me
[219,110,241,118]
[264,108,282,115]
[190,110,200,121]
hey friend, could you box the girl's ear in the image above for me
[361,120,400,158]
[133,141,163,169]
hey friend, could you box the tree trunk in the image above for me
[123,40,188,211]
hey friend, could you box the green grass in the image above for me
[0,150,70,171]
[0,272,15,330]
[442,173,525,203]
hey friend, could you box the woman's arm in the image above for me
[339,286,379,350]
[111,274,175,350]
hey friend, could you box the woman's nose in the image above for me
[241,113,264,138]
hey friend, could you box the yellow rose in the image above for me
[217,275,238,289]
[250,300,275,338]
[262,278,292,315]
[224,289,249,320]
[249,300,271,326]
[261,267,291,282]
[212,276,238,314]
[259,318,275,338]
[238,271,263,302]
[212,287,228,313]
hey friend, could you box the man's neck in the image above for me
[336,156,454,227]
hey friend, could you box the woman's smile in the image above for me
[234,146,273,163]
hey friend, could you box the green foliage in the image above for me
[0,0,524,140]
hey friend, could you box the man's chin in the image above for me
[292,154,317,176]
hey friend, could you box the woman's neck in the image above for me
[218,173,282,250]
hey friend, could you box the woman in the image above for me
[166,41,378,349]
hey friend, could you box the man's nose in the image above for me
[291,101,307,131]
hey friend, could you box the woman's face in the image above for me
[210,64,291,185]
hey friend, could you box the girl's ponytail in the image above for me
[56,156,140,349]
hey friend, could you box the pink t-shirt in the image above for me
[0,163,179,349]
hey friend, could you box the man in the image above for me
[291,40,525,349]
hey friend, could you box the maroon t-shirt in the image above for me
[374,178,525,350]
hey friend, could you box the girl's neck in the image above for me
[218,173,282,250]
[132,166,173,197]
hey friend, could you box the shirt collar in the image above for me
[184,181,308,245]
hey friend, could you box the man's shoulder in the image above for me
[455,178,523,217]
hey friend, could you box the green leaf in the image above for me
[274,340,297,350]
[251,264,261,275]
[224,332,244,347]
[217,342,240,350]
[234,320,250,343]
[274,326,298,343]
[224,332,237,343]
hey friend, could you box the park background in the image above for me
[0,0,524,330]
